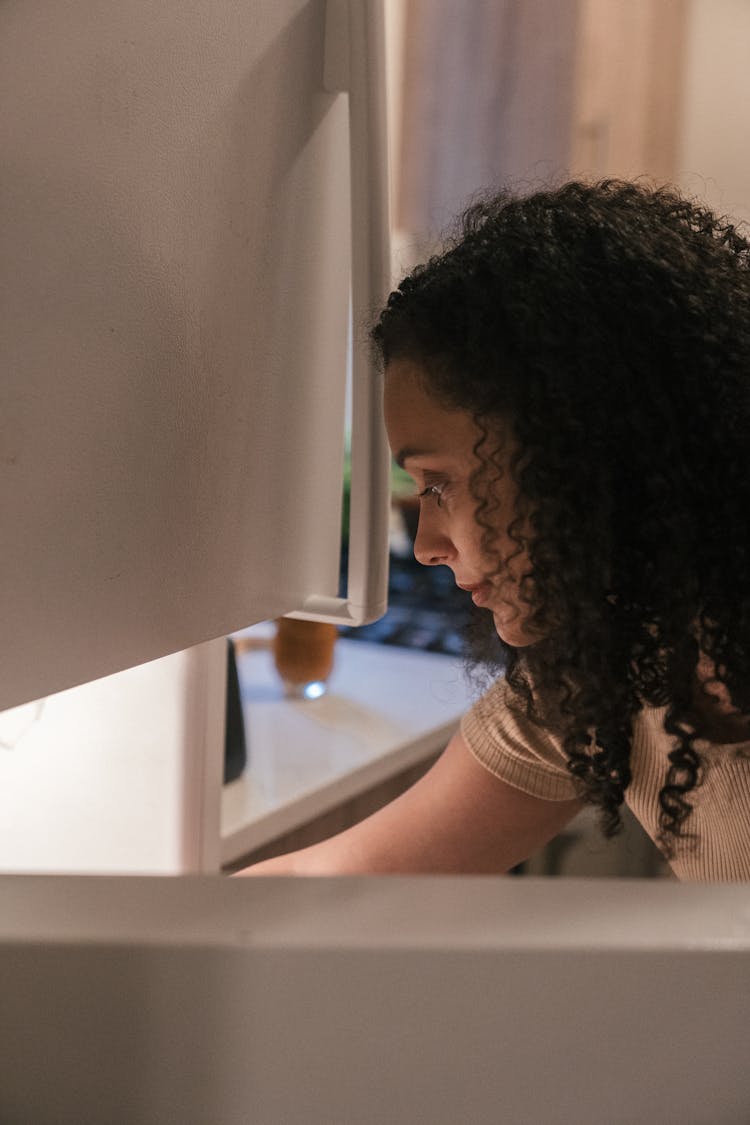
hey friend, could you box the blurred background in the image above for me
[384,0,750,277]
[364,0,750,876]
[347,0,750,661]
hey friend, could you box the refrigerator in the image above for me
[0,0,390,874]
[1,0,390,711]
[1,3,749,1121]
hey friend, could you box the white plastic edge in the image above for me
[288,0,391,628]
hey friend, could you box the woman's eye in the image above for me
[418,482,447,507]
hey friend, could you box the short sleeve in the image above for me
[461,676,580,801]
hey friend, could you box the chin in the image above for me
[492,610,537,648]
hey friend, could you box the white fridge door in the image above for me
[0,0,390,711]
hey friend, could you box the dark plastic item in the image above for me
[223,638,247,784]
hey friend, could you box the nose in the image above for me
[413,507,455,567]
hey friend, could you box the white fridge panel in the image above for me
[0,1,382,709]
[0,640,227,874]
[1,876,749,1124]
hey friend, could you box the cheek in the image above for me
[469,479,523,559]
[455,508,489,562]
[470,523,528,577]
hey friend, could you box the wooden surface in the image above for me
[396,0,578,242]
[571,0,687,182]
[393,0,687,257]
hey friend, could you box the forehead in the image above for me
[383,359,482,468]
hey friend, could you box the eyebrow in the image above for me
[394,446,438,469]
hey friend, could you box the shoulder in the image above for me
[461,676,579,801]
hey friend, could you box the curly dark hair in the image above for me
[372,179,750,854]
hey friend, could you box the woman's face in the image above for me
[384,358,537,647]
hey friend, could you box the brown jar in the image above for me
[272,618,338,698]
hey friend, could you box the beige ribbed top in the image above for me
[461,676,750,881]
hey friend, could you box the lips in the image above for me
[458,581,493,608]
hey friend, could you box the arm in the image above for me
[235,729,583,876]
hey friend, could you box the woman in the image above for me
[242,179,750,881]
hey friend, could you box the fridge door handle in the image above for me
[289,0,391,628]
